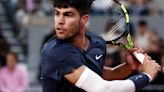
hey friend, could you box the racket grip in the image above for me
[133,52,145,64]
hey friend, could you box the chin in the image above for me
[57,36,65,40]
[57,35,74,42]
[57,35,67,40]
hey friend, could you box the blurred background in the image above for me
[0,0,163,92]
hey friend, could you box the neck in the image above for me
[72,29,89,51]
[7,67,15,72]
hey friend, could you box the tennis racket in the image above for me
[91,0,145,64]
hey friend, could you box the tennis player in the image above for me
[41,0,161,92]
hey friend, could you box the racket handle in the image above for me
[133,52,145,64]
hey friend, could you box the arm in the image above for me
[64,54,160,92]
[103,63,134,80]
[65,66,136,92]
[0,72,11,92]
[103,52,141,80]
[15,67,29,92]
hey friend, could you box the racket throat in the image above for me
[107,41,128,49]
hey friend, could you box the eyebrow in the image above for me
[54,9,74,14]
[54,9,59,12]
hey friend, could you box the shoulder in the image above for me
[86,31,106,49]
[41,37,81,62]
[0,67,7,73]
[86,31,106,45]
[41,39,83,80]
[16,64,28,75]
[0,67,8,77]
[44,37,79,52]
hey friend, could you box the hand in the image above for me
[128,45,145,54]
[142,54,161,80]
[125,54,140,71]
[125,47,145,71]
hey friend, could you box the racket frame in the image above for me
[105,0,134,49]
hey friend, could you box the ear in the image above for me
[81,14,89,26]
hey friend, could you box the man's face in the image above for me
[54,7,82,40]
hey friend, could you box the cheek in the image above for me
[7,60,13,65]
[68,18,78,26]
[66,19,80,30]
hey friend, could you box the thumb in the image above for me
[126,54,137,70]
[126,54,134,63]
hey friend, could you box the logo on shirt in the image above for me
[95,54,103,60]
[135,75,142,80]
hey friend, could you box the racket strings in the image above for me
[103,3,126,41]
[106,17,126,40]
[110,17,125,32]
[92,0,128,43]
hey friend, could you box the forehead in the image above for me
[55,7,79,13]
[7,54,13,57]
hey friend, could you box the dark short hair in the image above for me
[52,0,94,15]
[138,20,147,26]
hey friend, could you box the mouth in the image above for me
[56,27,66,34]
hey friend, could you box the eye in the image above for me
[54,11,59,16]
[65,13,74,17]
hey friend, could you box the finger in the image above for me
[148,56,152,60]
[135,44,145,53]
[128,48,137,53]
[136,44,142,49]
[151,60,156,63]
[143,54,149,63]
[157,64,161,72]
[153,62,161,72]
[158,68,161,72]
[136,48,144,53]
[136,49,145,53]
[156,67,161,72]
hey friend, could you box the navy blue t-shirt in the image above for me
[41,31,106,92]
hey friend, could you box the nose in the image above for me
[55,15,65,25]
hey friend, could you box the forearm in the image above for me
[103,63,134,80]
[76,67,152,92]
[76,67,136,92]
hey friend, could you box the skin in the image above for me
[54,7,161,85]
[6,54,17,71]
[54,7,89,50]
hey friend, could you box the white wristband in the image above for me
[143,73,153,82]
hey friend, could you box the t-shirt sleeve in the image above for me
[41,44,83,81]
